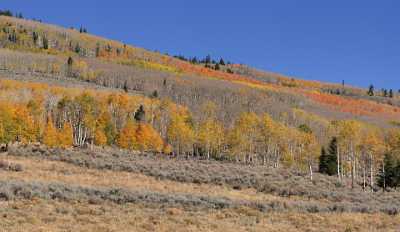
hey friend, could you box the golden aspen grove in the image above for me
[0,11,400,232]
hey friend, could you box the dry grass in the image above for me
[0,155,285,204]
[1,151,400,231]
[7,145,400,215]
[0,199,399,232]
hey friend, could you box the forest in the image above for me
[1,79,400,191]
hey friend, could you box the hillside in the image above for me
[1,14,400,231]
[1,15,400,127]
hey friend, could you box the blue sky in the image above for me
[2,0,400,89]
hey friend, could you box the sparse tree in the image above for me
[389,89,394,98]
[367,85,374,96]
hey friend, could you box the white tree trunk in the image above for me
[337,146,341,180]
[370,153,374,192]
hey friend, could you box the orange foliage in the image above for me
[302,90,400,119]
[135,123,163,152]
[116,120,137,150]
[117,121,164,152]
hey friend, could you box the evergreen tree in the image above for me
[215,63,220,71]
[298,124,312,134]
[67,57,74,67]
[378,153,399,191]
[151,90,159,98]
[319,138,338,175]
[191,57,198,64]
[134,105,146,122]
[319,137,338,176]
[123,80,129,93]
[319,147,329,173]
[205,55,211,64]
[66,57,74,77]
[219,58,225,66]
[389,89,394,98]
[383,88,388,97]
[367,85,374,96]
[0,10,13,17]
[75,43,81,54]
[43,36,49,49]
[8,31,17,43]
[32,31,39,45]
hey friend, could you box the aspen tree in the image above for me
[117,120,137,150]
[42,118,58,148]
[167,111,194,156]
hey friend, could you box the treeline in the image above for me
[0,9,23,19]
[173,54,234,73]
[367,85,398,98]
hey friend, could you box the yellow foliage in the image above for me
[13,105,38,143]
[228,112,260,157]
[94,128,107,146]
[59,123,73,148]
[42,119,58,148]
[167,112,195,155]
[197,119,224,156]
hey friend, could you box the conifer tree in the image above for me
[123,80,129,93]
[205,55,211,64]
[319,137,338,175]
[383,89,388,97]
[134,105,146,122]
[367,85,374,96]
[151,90,159,98]
[43,36,49,49]
[378,153,399,191]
